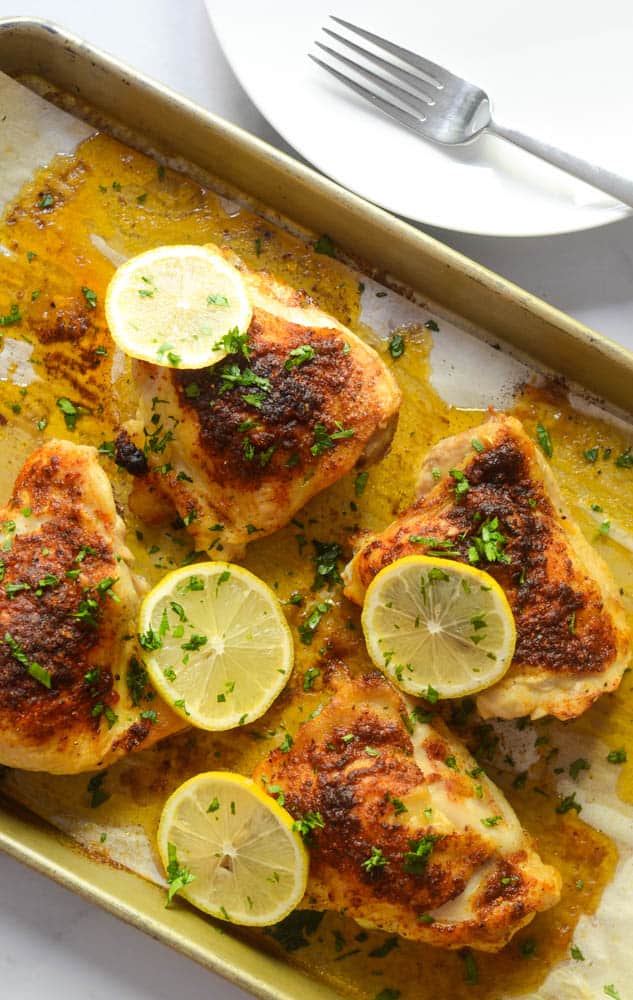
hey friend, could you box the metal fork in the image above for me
[310,17,633,209]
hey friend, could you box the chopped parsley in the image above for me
[310,421,355,456]
[81,286,98,309]
[570,944,585,961]
[312,539,343,590]
[303,667,321,691]
[584,446,599,463]
[285,344,315,370]
[354,471,369,496]
[213,327,251,358]
[314,234,335,257]
[606,747,627,764]
[402,834,443,875]
[604,987,622,1000]
[536,423,553,458]
[556,791,582,815]
[468,516,510,565]
[569,757,590,780]
[3,631,51,688]
[298,601,330,644]
[56,397,88,431]
[0,303,22,327]
[165,842,195,904]
[361,847,388,873]
[449,468,469,497]
[388,333,405,359]
[87,772,110,808]
[207,293,229,306]
[218,362,269,395]
[481,815,502,827]
[292,811,324,840]
[278,732,293,753]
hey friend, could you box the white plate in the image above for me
[208,0,633,236]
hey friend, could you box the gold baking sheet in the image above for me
[0,17,632,1000]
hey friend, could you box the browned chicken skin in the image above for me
[344,414,631,720]
[0,440,183,774]
[123,250,401,557]
[253,666,561,951]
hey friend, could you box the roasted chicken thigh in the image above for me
[253,667,561,951]
[344,414,631,721]
[122,250,401,557]
[0,440,182,774]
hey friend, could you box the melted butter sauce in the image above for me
[0,134,630,998]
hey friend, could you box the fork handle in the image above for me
[488,121,633,209]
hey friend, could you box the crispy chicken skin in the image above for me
[123,247,401,557]
[252,667,561,951]
[344,414,631,721]
[0,441,183,774]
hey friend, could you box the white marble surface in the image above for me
[2,1,633,998]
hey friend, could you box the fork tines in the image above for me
[310,16,451,128]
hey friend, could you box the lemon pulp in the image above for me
[361,555,516,699]
[138,562,294,730]
[157,771,308,925]
[105,243,252,369]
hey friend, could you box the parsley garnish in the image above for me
[218,363,269,395]
[82,286,97,309]
[278,732,293,753]
[362,846,388,872]
[607,747,627,764]
[449,468,469,496]
[468,516,510,565]
[303,667,321,691]
[0,304,22,327]
[604,987,621,1000]
[213,327,251,358]
[310,421,355,456]
[298,601,330,644]
[388,333,405,359]
[292,811,324,840]
[314,234,335,257]
[165,842,195,904]
[87,772,110,808]
[312,539,343,590]
[56,397,88,431]
[536,423,553,458]
[403,834,443,875]
[182,634,208,651]
[481,815,502,827]
[569,757,590,780]
[3,631,51,688]
[285,344,315,370]
[138,626,162,650]
[354,471,369,496]
[556,792,582,814]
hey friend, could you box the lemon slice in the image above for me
[362,555,516,699]
[105,244,252,369]
[157,771,308,925]
[139,562,293,729]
